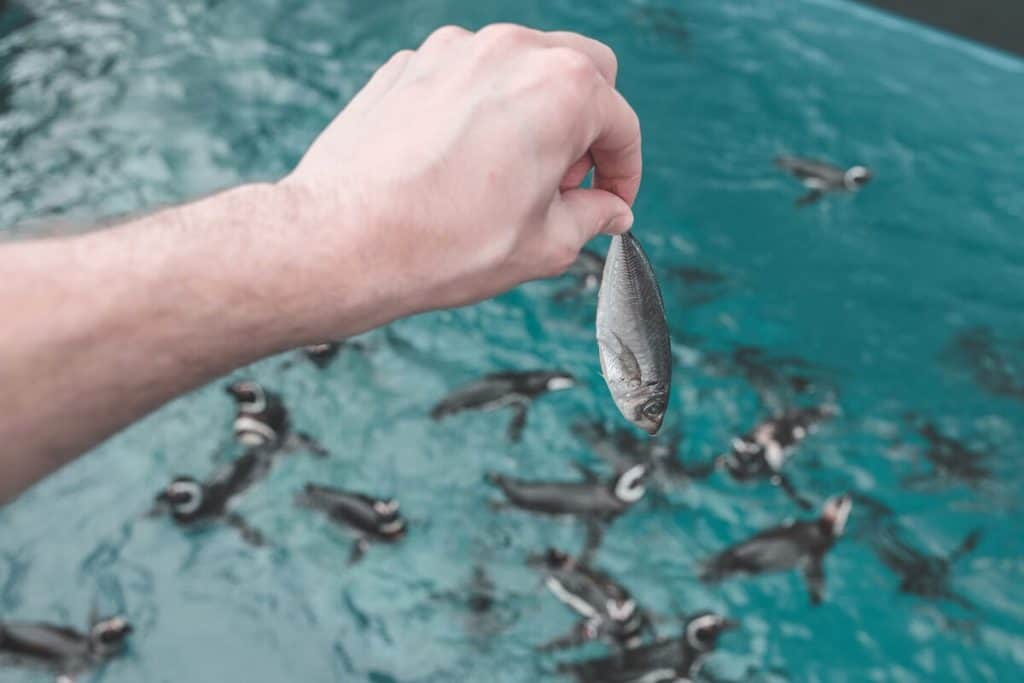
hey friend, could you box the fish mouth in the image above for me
[634,415,664,436]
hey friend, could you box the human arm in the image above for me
[0,24,642,503]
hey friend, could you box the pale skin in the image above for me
[0,24,642,504]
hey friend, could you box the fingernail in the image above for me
[606,211,634,234]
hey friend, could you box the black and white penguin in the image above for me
[225,380,327,456]
[0,615,132,682]
[487,465,646,559]
[775,155,872,206]
[295,483,407,563]
[557,611,738,683]
[529,548,654,652]
[871,525,981,608]
[431,370,577,442]
[572,421,697,491]
[716,405,836,509]
[700,494,852,605]
[151,445,281,545]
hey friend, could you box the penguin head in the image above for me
[684,612,738,652]
[612,464,648,504]
[225,380,267,414]
[843,166,872,190]
[536,547,573,570]
[372,499,406,538]
[89,616,133,656]
[822,493,853,538]
[156,477,204,519]
[542,371,577,393]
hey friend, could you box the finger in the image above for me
[586,85,643,206]
[558,187,635,243]
[541,30,618,85]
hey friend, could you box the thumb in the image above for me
[559,187,635,241]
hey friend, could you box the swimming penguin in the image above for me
[944,326,1024,401]
[557,611,737,683]
[487,464,647,559]
[151,444,284,544]
[700,494,852,605]
[716,405,837,509]
[0,615,132,683]
[529,548,654,652]
[572,421,700,491]
[431,370,577,442]
[555,248,606,300]
[775,155,872,206]
[901,418,992,489]
[225,380,327,456]
[295,483,407,563]
[870,525,981,608]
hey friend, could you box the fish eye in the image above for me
[642,399,665,419]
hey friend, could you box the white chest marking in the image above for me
[545,577,598,619]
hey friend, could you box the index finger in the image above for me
[587,84,643,206]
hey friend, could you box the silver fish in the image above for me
[596,232,672,434]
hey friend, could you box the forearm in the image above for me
[0,182,357,502]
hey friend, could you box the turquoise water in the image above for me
[2,0,1024,681]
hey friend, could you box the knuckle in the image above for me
[425,24,468,45]
[478,23,531,48]
[553,48,595,79]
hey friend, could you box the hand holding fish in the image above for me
[282,23,643,333]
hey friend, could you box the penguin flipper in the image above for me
[580,520,605,565]
[774,474,814,510]
[349,539,369,565]
[537,621,593,652]
[803,555,826,605]
[949,527,983,564]
[795,189,824,207]
[225,513,267,547]
[506,403,529,442]
[288,432,330,458]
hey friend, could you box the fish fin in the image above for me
[288,432,330,458]
[598,332,643,389]
[796,189,824,207]
[803,555,826,605]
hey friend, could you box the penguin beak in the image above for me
[718,618,740,632]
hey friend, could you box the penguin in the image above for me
[555,248,606,300]
[486,464,647,560]
[870,525,981,608]
[572,421,702,491]
[944,326,1024,401]
[557,611,737,683]
[295,483,407,564]
[0,615,132,683]
[151,444,282,545]
[431,370,577,442]
[529,548,654,652]
[225,380,327,456]
[303,342,344,369]
[902,418,992,489]
[775,155,872,206]
[700,494,852,605]
[716,405,837,509]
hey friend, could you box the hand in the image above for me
[280,24,642,335]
